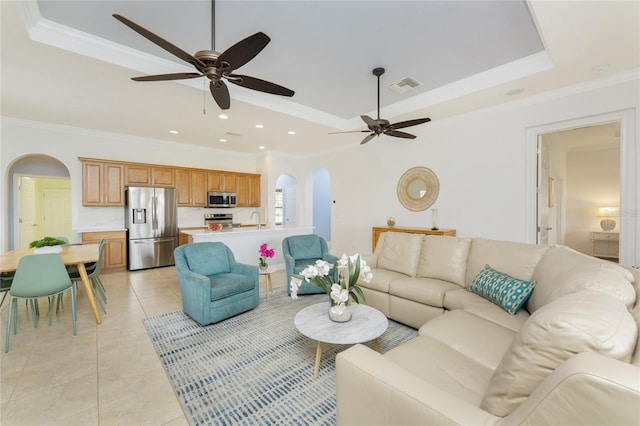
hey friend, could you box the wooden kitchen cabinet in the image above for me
[125,165,151,186]
[151,167,175,187]
[82,231,127,270]
[176,169,207,207]
[207,172,236,192]
[82,161,124,206]
[236,174,261,207]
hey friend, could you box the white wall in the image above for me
[302,77,639,261]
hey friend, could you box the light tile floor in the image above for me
[0,265,286,425]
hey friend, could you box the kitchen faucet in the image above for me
[250,211,261,230]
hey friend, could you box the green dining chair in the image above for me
[5,253,77,353]
[67,239,106,314]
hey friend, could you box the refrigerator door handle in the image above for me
[152,196,158,231]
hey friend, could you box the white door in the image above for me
[283,186,297,228]
[17,177,38,249]
[42,188,72,239]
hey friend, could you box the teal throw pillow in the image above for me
[468,264,535,315]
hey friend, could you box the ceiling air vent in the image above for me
[225,132,242,137]
[387,77,422,94]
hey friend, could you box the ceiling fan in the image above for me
[331,67,431,145]
[112,2,294,110]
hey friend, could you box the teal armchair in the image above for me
[282,235,339,295]
[174,242,259,326]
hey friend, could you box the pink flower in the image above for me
[259,243,275,259]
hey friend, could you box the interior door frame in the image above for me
[525,108,638,267]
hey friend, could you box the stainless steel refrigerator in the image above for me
[125,186,178,270]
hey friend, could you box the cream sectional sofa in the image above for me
[336,232,640,425]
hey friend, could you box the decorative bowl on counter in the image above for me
[207,223,223,231]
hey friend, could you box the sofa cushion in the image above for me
[359,268,408,293]
[287,236,322,260]
[416,236,471,286]
[528,245,636,313]
[183,243,230,276]
[384,335,494,406]
[444,289,530,332]
[418,310,517,371]
[465,239,548,286]
[481,291,638,417]
[468,265,535,315]
[390,277,461,308]
[377,232,424,277]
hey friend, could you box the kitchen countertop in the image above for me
[181,226,303,236]
[76,228,127,233]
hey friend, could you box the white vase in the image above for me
[431,208,439,230]
[328,300,352,322]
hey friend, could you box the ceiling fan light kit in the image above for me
[112,4,294,111]
[330,67,431,145]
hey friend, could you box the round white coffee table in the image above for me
[294,302,388,379]
[259,266,276,299]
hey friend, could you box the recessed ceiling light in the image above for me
[288,131,296,135]
[258,145,266,150]
[219,138,227,142]
[255,124,264,129]
[218,114,228,119]
[591,64,610,74]
[169,130,179,134]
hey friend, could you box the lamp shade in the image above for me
[597,206,619,217]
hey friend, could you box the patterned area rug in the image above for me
[143,288,417,425]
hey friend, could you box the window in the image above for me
[274,188,283,226]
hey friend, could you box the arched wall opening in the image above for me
[5,154,71,250]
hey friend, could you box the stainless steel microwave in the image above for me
[207,192,237,208]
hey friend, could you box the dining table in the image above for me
[0,244,103,324]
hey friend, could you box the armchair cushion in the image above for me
[182,243,230,276]
[287,236,323,260]
[210,273,256,301]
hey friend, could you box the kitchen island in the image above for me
[180,226,314,266]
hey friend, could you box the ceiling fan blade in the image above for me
[360,133,376,145]
[215,32,270,72]
[113,14,207,72]
[226,74,294,97]
[388,117,432,130]
[360,115,377,128]
[210,80,231,110]
[385,130,417,139]
[328,130,371,134]
[132,73,203,82]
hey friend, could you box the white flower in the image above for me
[300,264,319,281]
[289,277,302,300]
[314,259,333,276]
[330,284,349,304]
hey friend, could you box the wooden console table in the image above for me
[372,226,457,251]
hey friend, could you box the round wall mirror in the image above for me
[397,166,439,212]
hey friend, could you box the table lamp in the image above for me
[597,206,619,232]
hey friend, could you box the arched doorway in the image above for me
[7,154,71,250]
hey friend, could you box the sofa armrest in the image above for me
[336,344,500,426]
[502,352,640,426]
[362,252,378,269]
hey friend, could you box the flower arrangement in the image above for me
[258,243,275,269]
[290,253,373,322]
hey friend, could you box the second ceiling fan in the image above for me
[113,1,294,110]
[332,67,431,145]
